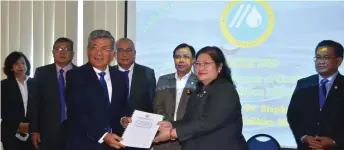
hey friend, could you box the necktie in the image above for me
[58,69,66,122]
[98,72,109,103]
[124,70,130,103]
[319,78,329,109]
[98,72,111,132]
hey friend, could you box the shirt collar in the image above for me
[319,71,338,84]
[56,63,73,73]
[16,75,29,82]
[118,63,135,72]
[93,66,110,76]
[175,71,191,80]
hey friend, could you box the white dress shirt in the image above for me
[93,66,113,143]
[174,72,191,121]
[56,63,74,117]
[118,63,135,94]
[16,76,29,116]
[318,71,338,98]
[93,66,112,103]
[15,76,30,141]
[56,63,73,84]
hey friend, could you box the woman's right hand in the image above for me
[158,121,172,131]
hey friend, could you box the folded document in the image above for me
[121,110,163,148]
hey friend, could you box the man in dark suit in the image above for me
[65,30,127,150]
[30,37,76,150]
[287,40,344,150]
[153,43,198,150]
[113,38,156,129]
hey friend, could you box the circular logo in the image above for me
[220,0,275,48]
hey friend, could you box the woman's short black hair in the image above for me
[196,46,235,87]
[3,51,31,79]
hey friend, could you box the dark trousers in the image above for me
[39,120,68,150]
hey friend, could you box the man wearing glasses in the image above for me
[113,38,156,137]
[65,30,127,150]
[30,37,77,150]
[153,43,198,150]
[287,40,344,150]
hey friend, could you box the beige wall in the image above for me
[0,0,125,80]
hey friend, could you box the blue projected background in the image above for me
[127,1,344,148]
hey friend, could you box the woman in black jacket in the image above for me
[1,51,35,150]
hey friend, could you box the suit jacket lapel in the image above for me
[169,74,177,117]
[11,79,25,117]
[50,64,61,102]
[85,63,109,106]
[323,73,343,111]
[176,73,197,120]
[109,67,117,106]
[27,78,35,119]
[130,64,140,101]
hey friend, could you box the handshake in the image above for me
[121,117,177,143]
[105,111,175,149]
[106,116,177,149]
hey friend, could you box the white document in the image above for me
[121,110,163,148]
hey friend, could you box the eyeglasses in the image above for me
[117,48,134,53]
[193,62,215,68]
[313,56,337,62]
[89,46,113,52]
[53,47,72,52]
[174,55,191,59]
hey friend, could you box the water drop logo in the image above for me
[220,0,275,48]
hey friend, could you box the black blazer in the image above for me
[1,77,36,148]
[113,63,156,114]
[64,63,128,150]
[171,77,248,150]
[29,63,77,150]
[287,73,344,150]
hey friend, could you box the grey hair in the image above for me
[88,29,115,48]
[115,37,136,51]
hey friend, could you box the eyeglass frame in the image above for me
[88,46,113,52]
[53,47,73,52]
[313,56,339,62]
[193,61,216,69]
[116,48,135,53]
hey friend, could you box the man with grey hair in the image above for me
[65,30,128,150]
[113,38,156,139]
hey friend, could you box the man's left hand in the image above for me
[316,136,335,149]
[120,117,132,128]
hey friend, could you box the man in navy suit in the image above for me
[287,40,344,150]
[65,30,127,150]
